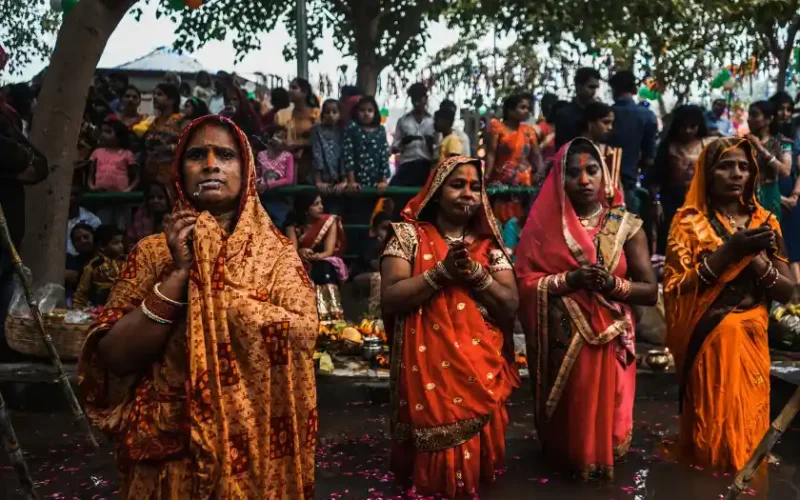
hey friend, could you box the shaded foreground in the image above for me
[0,374,798,499]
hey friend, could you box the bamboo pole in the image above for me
[0,204,98,448]
[724,386,800,499]
[0,389,37,499]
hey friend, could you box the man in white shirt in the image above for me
[209,71,232,115]
[390,83,437,187]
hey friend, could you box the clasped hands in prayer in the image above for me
[566,265,614,294]
[441,241,485,288]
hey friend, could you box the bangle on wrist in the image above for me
[609,277,631,300]
[154,282,188,306]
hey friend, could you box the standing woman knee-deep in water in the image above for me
[78,115,319,499]
[515,138,657,480]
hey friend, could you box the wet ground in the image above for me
[0,373,798,499]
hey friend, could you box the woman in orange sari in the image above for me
[516,138,657,480]
[285,192,348,322]
[381,156,521,498]
[78,115,319,499]
[485,93,545,223]
[664,137,796,471]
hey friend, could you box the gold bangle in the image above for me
[423,269,442,291]
[154,282,188,306]
[141,301,174,324]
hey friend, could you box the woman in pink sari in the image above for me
[516,138,657,479]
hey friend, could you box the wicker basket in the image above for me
[5,313,91,360]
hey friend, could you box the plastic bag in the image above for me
[64,309,92,324]
[7,269,66,318]
[8,268,32,318]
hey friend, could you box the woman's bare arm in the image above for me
[618,228,658,306]
[312,224,337,259]
[380,256,438,316]
[471,269,519,325]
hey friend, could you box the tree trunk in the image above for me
[777,53,789,92]
[356,61,380,96]
[22,0,137,288]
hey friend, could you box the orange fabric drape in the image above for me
[79,115,319,499]
[515,138,640,478]
[664,137,783,471]
[387,156,520,498]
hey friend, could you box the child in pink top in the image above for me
[89,118,139,192]
[256,124,295,193]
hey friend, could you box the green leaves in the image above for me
[0,0,61,76]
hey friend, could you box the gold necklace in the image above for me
[719,211,746,231]
[578,204,603,227]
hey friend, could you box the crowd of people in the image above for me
[2,43,800,498]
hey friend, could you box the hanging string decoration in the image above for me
[167,0,203,10]
[711,69,732,89]
[51,0,78,16]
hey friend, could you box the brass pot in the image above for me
[645,349,670,371]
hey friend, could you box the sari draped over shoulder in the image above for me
[515,138,643,479]
[383,156,520,498]
[664,137,785,471]
[78,115,320,499]
[298,213,348,323]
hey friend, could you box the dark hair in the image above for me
[70,222,94,239]
[6,83,34,118]
[288,192,321,227]
[155,83,181,114]
[769,91,793,109]
[609,70,636,96]
[408,82,428,101]
[540,93,558,120]
[352,96,381,127]
[340,85,363,99]
[109,72,128,86]
[269,88,290,110]
[502,93,532,120]
[196,70,211,85]
[574,67,601,86]
[291,78,319,108]
[547,99,569,123]
[185,97,210,120]
[179,82,192,96]
[94,224,123,248]
[439,99,458,114]
[371,211,392,230]
[264,123,287,140]
[749,100,781,135]
[566,140,601,162]
[321,98,339,114]
[434,108,455,129]
[579,101,613,133]
[225,86,262,137]
[102,117,131,149]
[651,105,708,186]
[125,85,141,98]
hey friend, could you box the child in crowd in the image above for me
[72,225,126,309]
[353,209,392,317]
[65,223,96,299]
[502,196,533,261]
[256,124,295,227]
[88,117,139,192]
[312,99,346,193]
[181,97,210,129]
[343,96,390,191]
[66,181,102,256]
[434,108,463,162]
[192,71,215,106]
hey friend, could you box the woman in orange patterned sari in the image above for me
[78,115,319,499]
[516,138,657,480]
[381,156,521,498]
[664,137,795,471]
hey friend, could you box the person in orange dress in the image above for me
[78,115,319,499]
[380,156,521,498]
[485,93,544,224]
[664,137,796,472]
[515,138,657,480]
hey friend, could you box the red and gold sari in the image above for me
[516,138,642,479]
[664,137,784,471]
[383,156,521,498]
[78,116,319,499]
[297,213,348,322]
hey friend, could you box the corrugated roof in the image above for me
[112,46,205,74]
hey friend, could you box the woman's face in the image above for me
[588,112,614,142]
[511,99,532,122]
[288,80,306,104]
[269,130,287,148]
[358,102,375,126]
[564,150,603,206]
[147,185,170,213]
[322,103,340,125]
[748,107,770,133]
[122,89,140,111]
[153,88,173,112]
[182,123,243,212]
[99,124,117,147]
[709,146,751,201]
[776,102,793,124]
[437,164,482,222]
[72,228,94,255]
[182,100,196,117]
[225,90,240,111]
[679,121,700,142]
[307,196,324,219]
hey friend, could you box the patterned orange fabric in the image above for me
[664,137,781,471]
[78,115,319,499]
[387,156,520,498]
[487,118,537,185]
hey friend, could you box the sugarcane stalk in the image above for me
[724,386,800,500]
[0,389,37,499]
[0,204,98,448]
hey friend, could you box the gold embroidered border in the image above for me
[390,223,419,263]
[389,316,406,435]
[412,414,491,452]
[534,276,552,418]
[544,332,584,420]
[561,297,629,346]
[312,215,337,248]
[488,249,513,273]
[614,428,632,460]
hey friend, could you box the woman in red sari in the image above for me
[516,138,657,480]
[381,156,521,498]
[285,192,348,322]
